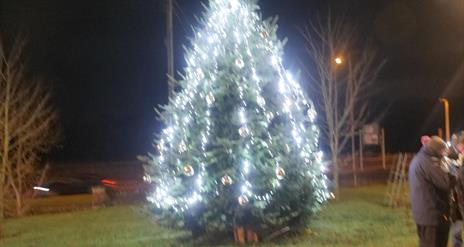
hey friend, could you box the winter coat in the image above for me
[453,157,464,221]
[408,146,453,226]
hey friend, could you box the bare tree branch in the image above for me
[301,15,384,196]
[0,37,60,219]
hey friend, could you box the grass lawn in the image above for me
[0,185,417,247]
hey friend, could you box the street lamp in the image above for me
[333,54,357,183]
[439,98,450,142]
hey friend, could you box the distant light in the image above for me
[33,186,50,192]
[334,57,343,65]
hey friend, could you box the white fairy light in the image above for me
[206,92,215,106]
[283,98,292,113]
[239,108,247,124]
[143,174,152,183]
[266,111,274,122]
[271,54,279,67]
[257,96,265,107]
[279,80,287,93]
[285,71,293,82]
[238,126,250,137]
[207,35,215,44]
[317,151,324,162]
[179,140,187,153]
[243,160,250,174]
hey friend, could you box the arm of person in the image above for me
[424,160,454,191]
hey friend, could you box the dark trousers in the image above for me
[416,224,450,247]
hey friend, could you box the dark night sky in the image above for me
[0,0,463,161]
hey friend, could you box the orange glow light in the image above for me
[101,179,117,185]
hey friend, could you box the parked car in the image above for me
[100,177,148,200]
[33,174,103,196]
[34,173,148,205]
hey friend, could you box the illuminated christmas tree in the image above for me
[146,0,329,237]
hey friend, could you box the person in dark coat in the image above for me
[449,133,464,247]
[409,136,453,247]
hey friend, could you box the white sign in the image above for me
[362,123,380,145]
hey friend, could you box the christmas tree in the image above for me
[146,0,329,237]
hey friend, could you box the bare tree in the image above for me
[0,38,60,220]
[302,16,384,196]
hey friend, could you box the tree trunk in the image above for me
[234,226,246,245]
[332,152,339,198]
[15,149,24,216]
[0,75,11,225]
[15,188,23,217]
[7,163,22,217]
[330,131,340,198]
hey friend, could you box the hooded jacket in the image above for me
[409,145,452,226]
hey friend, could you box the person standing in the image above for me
[409,136,454,247]
[450,133,464,247]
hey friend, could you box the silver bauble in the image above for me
[221,175,233,185]
[276,167,286,180]
[235,58,245,69]
[183,165,195,177]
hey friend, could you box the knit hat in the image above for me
[425,136,448,158]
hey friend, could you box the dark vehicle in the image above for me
[34,174,103,196]
[100,177,148,203]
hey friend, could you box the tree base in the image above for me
[234,226,258,245]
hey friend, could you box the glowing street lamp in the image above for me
[334,56,343,65]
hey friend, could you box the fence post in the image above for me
[92,186,108,209]
[359,131,364,172]
[381,128,386,170]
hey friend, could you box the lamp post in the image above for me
[439,98,450,142]
[334,55,358,185]
[166,0,175,98]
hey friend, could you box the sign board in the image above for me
[362,123,380,145]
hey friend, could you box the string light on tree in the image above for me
[266,111,275,122]
[238,195,249,206]
[257,96,266,107]
[307,107,316,122]
[179,140,187,153]
[197,69,205,80]
[238,126,250,137]
[206,92,215,106]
